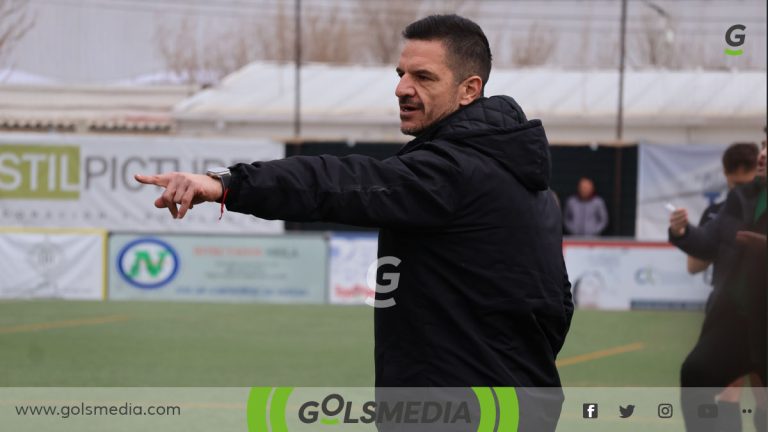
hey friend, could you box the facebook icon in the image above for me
[583,403,599,419]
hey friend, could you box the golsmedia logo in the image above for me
[117,238,179,289]
[724,24,746,56]
[298,393,470,425]
[247,387,519,431]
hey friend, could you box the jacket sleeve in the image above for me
[223,148,462,229]
[563,197,576,234]
[669,190,742,260]
[561,257,574,331]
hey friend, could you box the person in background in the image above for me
[684,142,759,431]
[688,143,758,275]
[670,135,767,432]
[564,176,609,236]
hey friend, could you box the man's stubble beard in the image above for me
[399,110,452,137]
[401,125,424,136]
[399,98,464,137]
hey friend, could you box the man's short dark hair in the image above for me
[402,14,492,90]
[722,142,759,174]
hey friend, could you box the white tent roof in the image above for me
[0,69,58,85]
[173,62,767,143]
[176,62,765,120]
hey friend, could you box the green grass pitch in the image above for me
[0,300,703,387]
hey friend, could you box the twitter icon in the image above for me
[619,405,635,418]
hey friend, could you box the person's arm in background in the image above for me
[687,256,711,274]
[668,189,745,260]
[686,208,714,274]
[137,147,462,229]
[594,196,609,234]
[735,231,767,250]
[669,208,721,260]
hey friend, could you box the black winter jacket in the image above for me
[225,95,574,387]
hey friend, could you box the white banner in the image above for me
[636,143,729,240]
[0,133,284,233]
[0,228,106,300]
[329,232,378,305]
[564,240,711,310]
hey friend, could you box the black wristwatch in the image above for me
[206,167,232,202]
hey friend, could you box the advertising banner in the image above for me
[0,228,106,300]
[636,143,730,240]
[328,233,378,305]
[564,240,711,310]
[108,234,327,304]
[0,133,284,234]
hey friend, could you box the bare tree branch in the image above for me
[154,15,201,83]
[0,0,35,68]
[356,0,423,64]
[303,4,352,64]
[510,22,557,67]
[254,1,292,63]
[631,14,678,68]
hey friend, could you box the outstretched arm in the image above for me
[135,147,462,229]
[223,150,461,228]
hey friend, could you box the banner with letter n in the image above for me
[108,233,327,304]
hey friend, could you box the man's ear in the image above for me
[458,75,483,106]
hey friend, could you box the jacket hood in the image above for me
[411,95,552,191]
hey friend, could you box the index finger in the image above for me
[135,173,170,187]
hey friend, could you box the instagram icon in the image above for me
[658,403,673,418]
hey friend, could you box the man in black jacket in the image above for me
[669,138,767,432]
[137,14,572,429]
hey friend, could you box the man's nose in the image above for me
[395,76,415,99]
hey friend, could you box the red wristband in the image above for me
[218,188,229,220]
